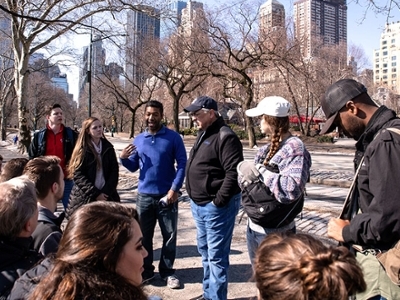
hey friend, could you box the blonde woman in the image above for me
[66,117,120,218]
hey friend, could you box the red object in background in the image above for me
[289,115,324,124]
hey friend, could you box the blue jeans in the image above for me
[62,179,74,210]
[136,193,178,278]
[246,221,295,265]
[191,193,241,300]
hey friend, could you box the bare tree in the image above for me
[0,0,166,152]
[197,0,296,148]
[94,49,160,138]
[146,30,210,132]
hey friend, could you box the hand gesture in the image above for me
[120,144,137,159]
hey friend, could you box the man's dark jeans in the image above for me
[137,193,178,279]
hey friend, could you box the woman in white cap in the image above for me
[237,96,312,265]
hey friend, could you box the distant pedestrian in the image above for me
[28,104,78,210]
[254,233,366,300]
[66,117,120,219]
[238,96,311,265]
[184,96,243,300]
[13,135,18,145]
[120,100,186,289]
[321,79,400,299]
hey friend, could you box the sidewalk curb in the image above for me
[309,178,351,188]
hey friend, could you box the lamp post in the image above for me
[86,32,126,117]
[87,31,93,117]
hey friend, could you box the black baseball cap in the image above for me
[184,96,218,112]
[320,79,367,135]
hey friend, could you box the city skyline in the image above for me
[67,0,400,101]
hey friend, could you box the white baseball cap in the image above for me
[245,96,290,117]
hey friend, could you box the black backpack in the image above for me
[241,164,304,228]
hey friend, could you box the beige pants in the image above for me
[355,251,400,300]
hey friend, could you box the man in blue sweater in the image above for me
[120,100,187,289]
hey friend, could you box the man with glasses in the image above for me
[321,79,400,300]
[184,96,243,300]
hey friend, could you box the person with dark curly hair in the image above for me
[10,202,157,300]
[254,233,366,300]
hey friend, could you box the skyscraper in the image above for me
[180,0,205,37]
[293,0,347,58]
[259,0,286,51]
[78,35,106,96]
[373,21,400,93]
[161,0,187,39]
[125,5,160,85]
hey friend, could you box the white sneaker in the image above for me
[164,274,180,289]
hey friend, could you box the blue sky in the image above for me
[203,0,400,68]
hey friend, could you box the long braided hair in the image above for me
[263,115,290,165]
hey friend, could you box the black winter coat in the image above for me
[185,117,243,207]
[28,126,77,162]
[66,138,120,218]
[342,106,400,250]
[9,257,52,300]
[0,237,42,298]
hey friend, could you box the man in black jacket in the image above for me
[28,104,77,210]
[24,156,65,256]
[321,79,400,300]
[0,177,42,298]
[184,96,243,300]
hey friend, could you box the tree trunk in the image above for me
[15,46,31,153]
[1,100,6,141]
[173,96,180,133]
[129,110,136,138]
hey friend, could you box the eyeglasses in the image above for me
[189,109,210,118]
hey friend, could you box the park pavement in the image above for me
[0,135,355,300]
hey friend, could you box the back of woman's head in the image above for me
[254,233,366,300]
[29,202,146,300]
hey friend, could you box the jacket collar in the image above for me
[356,106,397,152]
[143,125,166,137]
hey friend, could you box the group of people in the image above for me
[0,78,399,300]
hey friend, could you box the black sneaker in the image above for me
[142,273,155,285]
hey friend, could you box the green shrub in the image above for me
[316,135,334,143]
[291,125,300,131]
[182,128,198,136]
[234,129,248,140]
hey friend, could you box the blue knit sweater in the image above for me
[120,126,187,195]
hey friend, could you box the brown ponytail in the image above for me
[254,233,366,300]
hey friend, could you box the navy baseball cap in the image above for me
[184,96,218,112]
[320,79,367,135]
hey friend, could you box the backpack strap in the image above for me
[386,128,400,136]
